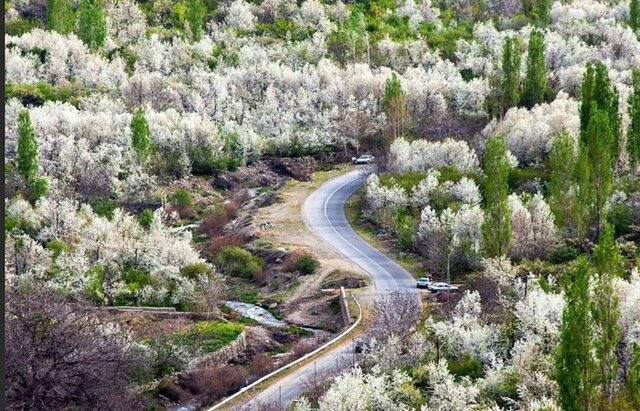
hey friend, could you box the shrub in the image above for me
[293,253,319,275]
[214,246,264,279]
[208,233,244,256]
[448,354,485,381]
[189,365,249,402]
[180,262,212,280]
[282,251,319,275]
[146,338,189,378]
[548,242,581,264]
[45,239,68,259]
[249,353,274,378]
[168,188,196,219]
[89,196,117,219]
[137,208,154,230]
[199,206,229,237]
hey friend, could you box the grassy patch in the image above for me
[171,321,244,353]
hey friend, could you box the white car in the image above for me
[428,282,459,293]
[416,277,431,289]
[352,154,375,164]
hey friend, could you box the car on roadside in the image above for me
[352,154,375,164]
[416,277,431,289]
[428,282,459,293]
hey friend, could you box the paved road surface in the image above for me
[238,169,416,408]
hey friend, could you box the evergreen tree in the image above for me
[77,0,106,51]
[549,130,576,232]
[585,108,614,239]
[17,110,39,183]
[628,69,640,172]
[186,0,206,42]
[630,343,640,409]
[382,73,407,141]
[481,135,511,257]
[631,0,640,33]
[47,0,75,34]
[521,29,547,108]
[592,224,622,406]
[579,63,620,157]
[555,257,596,411]
[501,37,521,115]
[130,106,153,164]
[537,0,550,27]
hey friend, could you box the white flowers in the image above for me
[389,138,480,173]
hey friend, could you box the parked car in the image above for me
[354,338,366,353]
[352,154,375,164]
[416,277,431,289]
[428,282,459,293]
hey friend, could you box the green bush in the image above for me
[137,208,154,229]
[548,243,581,264]
[215,246,264,279]
[89,197,118,219]
[379,171,425,193]
[168,188,195,219]
[293,253,319,275]
[45,239,68,259]
[393,210,417,250]
[180,262,212,280]
[508,166,549,191]
[5,18,43,36]
[447,353,485,381]
[29,177,49,202]
[5,82,84,106]
[609,202,633,237]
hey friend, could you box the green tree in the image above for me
[521,29,547,108]
[186,0,206,41]
[572,141,592,241]
[592,224,622,406]
[130,106,153,164]
[17,110,39,183]
[548,130,576,231]
[630,343,640,408]
[555,257,596,411]
[585,108,614,239]
[579,63,620,157]
[481,135,512,257]
[77,0,106,51]
[382,73,407,141]
[631,0,640,32]
[628,69,640,172]
[537,0,551,27]
[501,37,521,115]
[47,0,75,34]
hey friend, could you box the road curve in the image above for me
[239,168,416,408]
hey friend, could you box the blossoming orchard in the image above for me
[4,0,640,409]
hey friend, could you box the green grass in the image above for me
[171,321,244,353]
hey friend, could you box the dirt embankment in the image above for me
[252,165,370,328]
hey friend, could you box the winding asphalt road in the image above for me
[238,169,416,408]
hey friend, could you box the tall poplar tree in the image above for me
[186,0,206,42]
[18,110,39,183]
[521,29,547,108]
[481,135,511,257]
[537,0,550,27]
[572,141,592,241]
[47,0,75,34]
[631,0,640,32]
[579,63,620,157]
[630,343,640,409]
[382,73,407,141]
[628,68,640,172]
[77,0,106,51]
[592,224,622,406]
[585,108,614,239]
[555,257,595,411]
[501,37,521,115]
[130,106,153,164]
[549,130,576,232]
